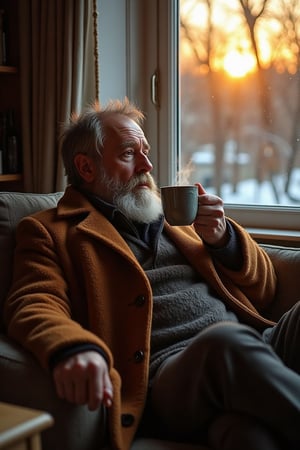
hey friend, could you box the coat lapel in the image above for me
[57,186,142,267]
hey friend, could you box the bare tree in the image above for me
[238,1,272,128]
[238,0,284,201]
[273,0,300,199]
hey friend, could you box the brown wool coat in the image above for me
[4,186,277,450]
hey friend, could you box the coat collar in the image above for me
[56,186,136,259]
[56,186,162,275]
[56,185,93,218]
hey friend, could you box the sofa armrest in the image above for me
[260,244,300,321]
[0,334,107,450]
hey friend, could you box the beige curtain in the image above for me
[18,0,97,193]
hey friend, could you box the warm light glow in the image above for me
[223,50,256,78]
[180,0,297,75]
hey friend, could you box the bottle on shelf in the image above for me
[6,109,20,174]
[0,111,7,174]
[0,109,21,175]
[0,9,7,66]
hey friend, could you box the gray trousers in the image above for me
[150,301,300,450]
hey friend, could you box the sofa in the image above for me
[0,191,300,450]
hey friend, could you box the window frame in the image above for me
[127,0,180,188]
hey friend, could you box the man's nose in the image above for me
[136,153,153,173]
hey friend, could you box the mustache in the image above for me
[123,173,155,191]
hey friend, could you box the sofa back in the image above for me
[0,191,63,330]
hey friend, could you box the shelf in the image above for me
[0,66,17,74]
[0,174,22,182]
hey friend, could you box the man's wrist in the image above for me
[49,343,108,371]
[203,226,230,249]
[204,220,243,270]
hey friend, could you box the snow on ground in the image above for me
[206,169,300,207]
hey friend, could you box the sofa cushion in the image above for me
[0,191,63,329]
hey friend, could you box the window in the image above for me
[179,0,300,209]
[155,0,300,242]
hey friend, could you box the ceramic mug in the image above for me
[160,185,198,226]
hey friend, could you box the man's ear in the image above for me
[74,153,97,183]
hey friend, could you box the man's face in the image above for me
[92,114,163,223]
[97,115,153,194]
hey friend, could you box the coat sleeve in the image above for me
[213,218,277,313]
[3,215,114,371]
[165,220,277,316]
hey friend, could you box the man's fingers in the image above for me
[195,182,206,196]
[52,351,113,411]
[87,361,104,411]
[103,388,113,407]
[103,372,113,407]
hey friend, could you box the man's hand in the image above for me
[193,183,228,247]
[53,350,113,411]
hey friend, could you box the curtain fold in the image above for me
[18,0,96,193]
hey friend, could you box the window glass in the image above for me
[179,0,300,207]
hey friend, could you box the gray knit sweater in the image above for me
[121,221,238,382]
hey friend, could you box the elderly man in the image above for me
[4,99,300,450]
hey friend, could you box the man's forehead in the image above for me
[104,114,144,139]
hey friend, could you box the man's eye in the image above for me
[122,150,134,158]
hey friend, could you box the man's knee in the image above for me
[194,322,261,355]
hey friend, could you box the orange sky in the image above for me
[180,0,299,77]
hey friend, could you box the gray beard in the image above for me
[98,169,163,224]
[115,189,163,223]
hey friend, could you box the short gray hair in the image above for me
[60,98,145,186]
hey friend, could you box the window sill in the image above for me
[247,228,300,247]
[225,204,300,247]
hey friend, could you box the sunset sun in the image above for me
[223,50,256,78]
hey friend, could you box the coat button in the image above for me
[134,350,144,363]
[121,413,135,427]
[134,295,146,307]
